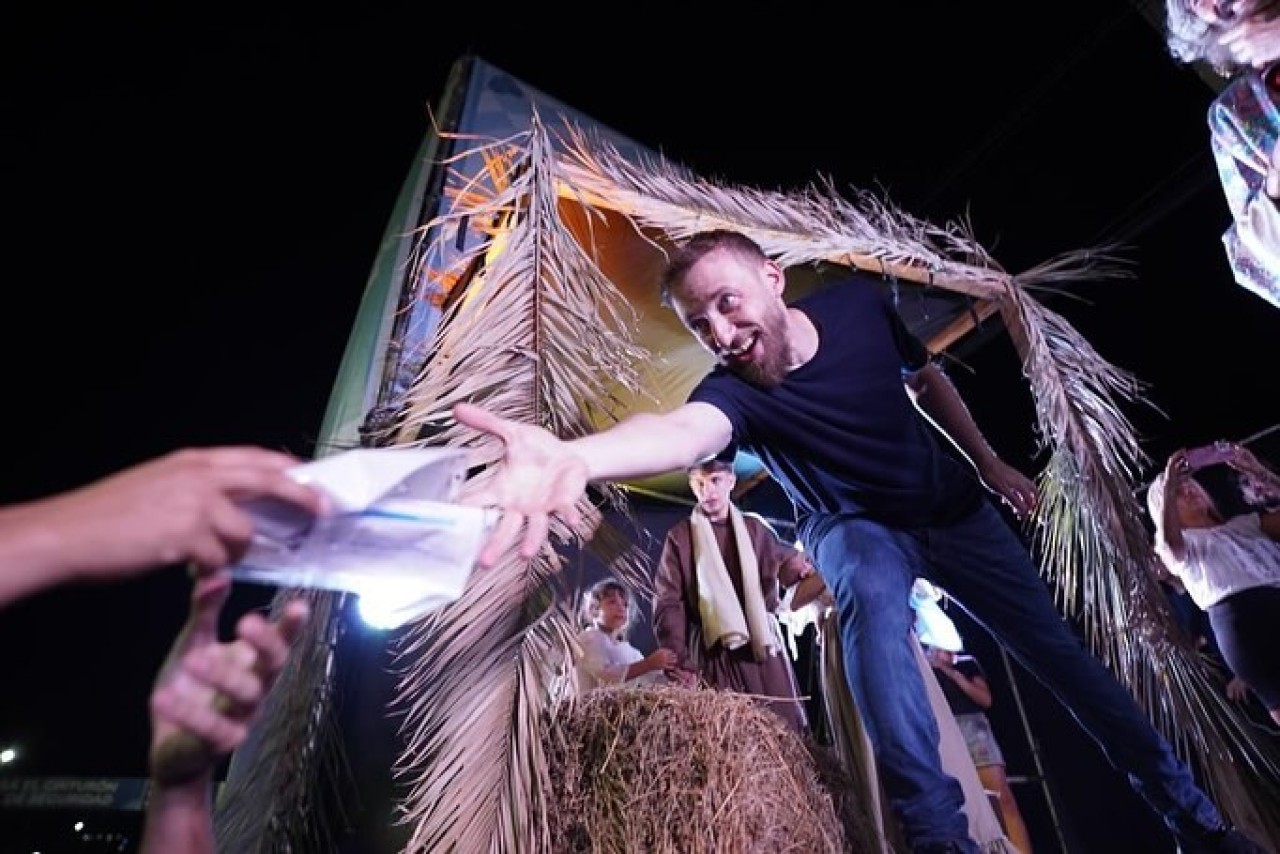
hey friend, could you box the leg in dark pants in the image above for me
[925,501,1223,841]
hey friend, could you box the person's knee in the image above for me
[842,570,915,623]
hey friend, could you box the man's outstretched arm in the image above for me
[454,401,732,566]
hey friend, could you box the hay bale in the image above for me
[543,684,881,854]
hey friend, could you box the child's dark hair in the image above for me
[581,578,632,637]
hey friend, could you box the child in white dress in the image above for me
[575,578,678,692]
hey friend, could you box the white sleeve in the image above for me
[576,630,630,687]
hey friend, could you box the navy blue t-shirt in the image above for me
[687,272,984,530]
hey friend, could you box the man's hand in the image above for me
[148,572,309,787]
[1226,676,1252,704]
[16,447,327,582]
[977,457,1038,521]
[453,403,587,567]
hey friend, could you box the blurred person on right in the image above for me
[1165,0,1280,308]
[1149,441,1280,725]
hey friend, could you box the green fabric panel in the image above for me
[313,132,439,457]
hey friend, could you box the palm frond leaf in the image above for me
[1002,269,1280,837]
[213,589,354,852]
[387,112,654,853]
[557,126,1005,296]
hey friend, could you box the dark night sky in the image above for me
[0,3,1276,853]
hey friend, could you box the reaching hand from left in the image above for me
[978,457,1038,521]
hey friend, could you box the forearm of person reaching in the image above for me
[142,783,215,854]
[455,402,731,565]
[905,363,1036,519]
[568,404,732,482]
[0,448,325,608]
[0,500,88,605]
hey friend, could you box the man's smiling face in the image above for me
[669,248,795,389]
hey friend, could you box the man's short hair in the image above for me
[688,458,734,476]
[659,230,769,307]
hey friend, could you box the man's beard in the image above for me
[728,306,795,389]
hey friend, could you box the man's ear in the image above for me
[763,258,786,297]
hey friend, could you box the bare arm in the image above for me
[1156,451,1191,563]
[455,402,732,565]
[787,572,830,611]
[0,448,324,608]
[624,649,677,681]
[942,665,993,710]
[0,500,92,606]
[905,363,1036,518]
[929,652,994,710]
[570,404,732,482]
[1227,442,1280,510]
[141,573,308,853]
[141,785,215,854]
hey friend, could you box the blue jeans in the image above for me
[803,500,1222,852]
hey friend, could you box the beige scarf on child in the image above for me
[690,505,778,662]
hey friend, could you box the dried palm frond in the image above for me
[386,112,654,853]
[1002,266,1280,840]
[213,589,354,853]
[557,126,1005,299]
